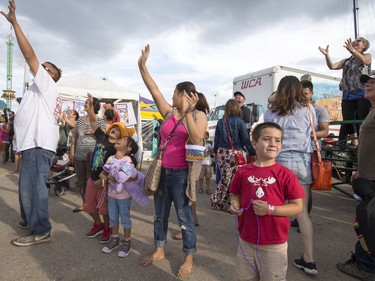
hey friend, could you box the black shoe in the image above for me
[294,256,318,275]
[18,221,29,229]
[290,219,299,227]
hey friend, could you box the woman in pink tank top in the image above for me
[138,44,209,278]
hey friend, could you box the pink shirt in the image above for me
[160,115,188,169]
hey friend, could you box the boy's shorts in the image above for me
[199,165,212,179]
[83,177,108,215]
[235,238,287,281]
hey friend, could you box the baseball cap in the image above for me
[233,91,245,99]
[360,70,375,84]
[107,122,135,138]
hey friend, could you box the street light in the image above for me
[214,94,217,109]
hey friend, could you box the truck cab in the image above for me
[207,102,264,141]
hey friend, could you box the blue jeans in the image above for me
[355,241,375,273]
[154,168,196,254]
[108,197,132,229]
[19,148,54,234]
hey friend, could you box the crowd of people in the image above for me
[1,0,375,280]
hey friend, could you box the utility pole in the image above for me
[2,31,15,109]
[353,0,359,38]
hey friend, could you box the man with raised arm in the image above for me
[1,0,62,246]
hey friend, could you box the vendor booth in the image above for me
[57,73,143,159]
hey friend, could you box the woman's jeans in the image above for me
[19,148,54,235]
[153,168,196,254]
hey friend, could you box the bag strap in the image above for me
[307,105,323,165]
[224,117,235,154]
[159,114,185,151]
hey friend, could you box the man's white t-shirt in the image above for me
[14,65,60,153]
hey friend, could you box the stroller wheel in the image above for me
[55,185,65,196]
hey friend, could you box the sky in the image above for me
[0,0,375,110]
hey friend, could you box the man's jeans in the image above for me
[19,148,54,235]
[154,168,196,254]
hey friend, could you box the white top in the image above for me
[14,65,60,152]
[264,103,317,153]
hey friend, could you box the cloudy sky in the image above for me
[0,0,374,109]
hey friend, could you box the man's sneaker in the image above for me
[118,239,131,258]
[18,221,29,229]
[294,256,318,275]
[337,257,375,281]
[13,232,50,247]
[86,223,104,238]
[100,226,112,244]
[102,236,120,253]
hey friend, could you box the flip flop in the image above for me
[72,207,82,213]
[139,254,165,266]
[172,232,183,240]
[206,190,211,195]
[198,189,203,194]
[176,262,195,278]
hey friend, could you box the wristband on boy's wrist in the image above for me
[267,204,275,215]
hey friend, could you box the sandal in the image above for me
[198,189,203,194]
[139,254,165,266]
[172,232,183,240]
[206,190,211,195]
[176,261,195,278]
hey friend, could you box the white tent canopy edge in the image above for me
[57,73,143,162]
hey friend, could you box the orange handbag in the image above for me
[308,105,332,191]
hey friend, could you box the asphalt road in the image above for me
[0,161,359,281]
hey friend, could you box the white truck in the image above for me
[207,65,342,140]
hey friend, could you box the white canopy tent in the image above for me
[57,73,143,158]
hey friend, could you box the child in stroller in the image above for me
[46,128,76,196]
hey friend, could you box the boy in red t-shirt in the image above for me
[229,122,305,280]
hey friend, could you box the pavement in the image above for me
[0,160,360,281]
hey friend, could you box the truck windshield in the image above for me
[209,106,225,121]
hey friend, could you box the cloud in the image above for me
[0,0,372,111]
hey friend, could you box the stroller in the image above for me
[46,128,76,196]
[46,158,76,196]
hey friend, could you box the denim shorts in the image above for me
[276,151,312,185]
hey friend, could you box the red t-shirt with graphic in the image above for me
[230,162,305,245]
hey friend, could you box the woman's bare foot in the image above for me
[176,254,195,278]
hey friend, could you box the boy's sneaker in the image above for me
[86,223,104,238]
[100,226,112,244]
[13,232,50,247]
[118,239,131,258]
[102,236,120,254]
[337,257,375,281]
[18,221,29,229]
[294,256,318,275]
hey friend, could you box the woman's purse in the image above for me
[143,150,163,196]
[308,105,332,191]
[143,115,184,196]
[224,117,247,166]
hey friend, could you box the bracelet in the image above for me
[267,204,275,216]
